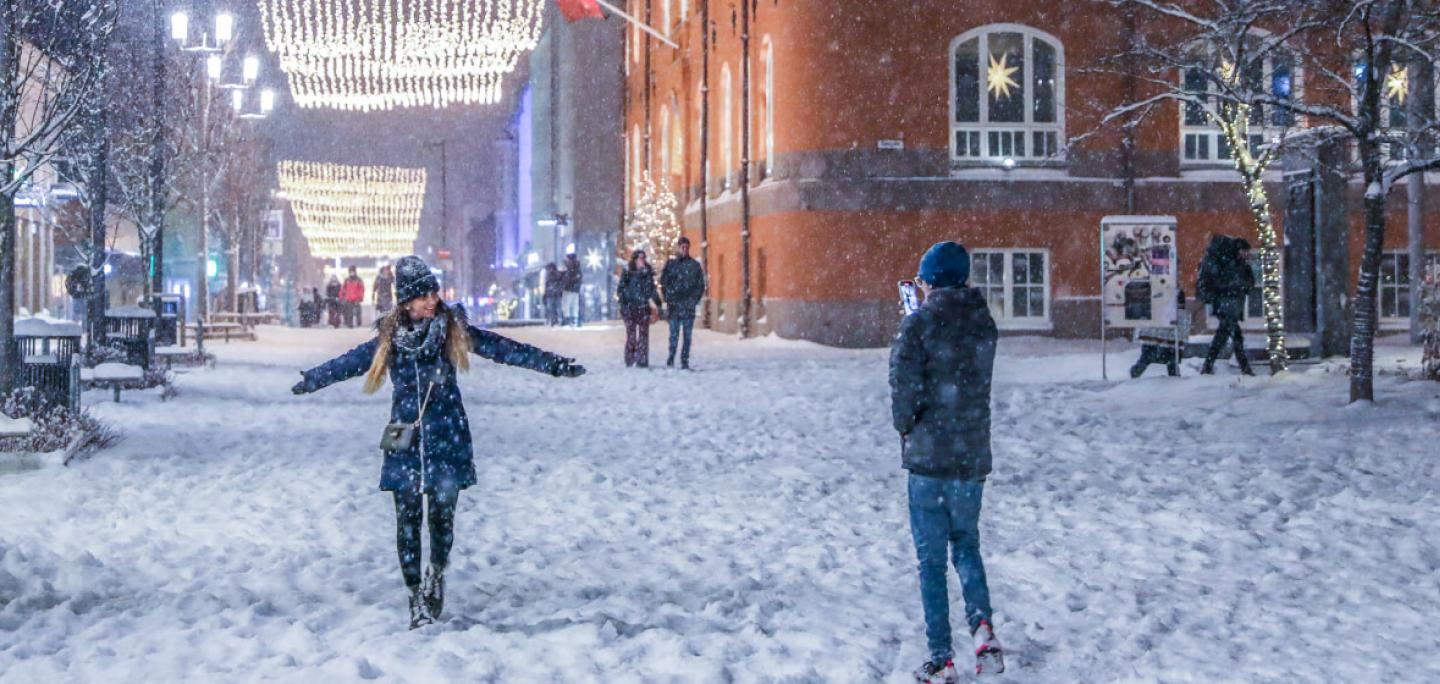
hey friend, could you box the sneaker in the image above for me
[422,565,445,619]
[408,589,435,630]
[972,619,1005,675]
[912,658,958,683]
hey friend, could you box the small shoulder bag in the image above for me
[379,382,434,452]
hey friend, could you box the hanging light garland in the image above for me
[278,161,427,258]
[257,0,545,111]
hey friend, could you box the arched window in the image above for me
[721,62,733,191]
[759,36,775,178]
[949,25,1064,164]
[670,94,684,188]
[1181,41,1298,164]
[660,104,671,189]
[631,124,642,203]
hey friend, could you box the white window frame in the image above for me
[680,0,688,21]
[948,24,1066,167]
[721,62,733,191]
[761,36,775,179]
[631,124,642,205]
[663,0,671,32]
[659,103,671,189]
[1180,39,1302,167]
[669,95,684,184]
[969,248,1052,329]
[1379,249,1440,325]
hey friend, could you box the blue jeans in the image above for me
[667,314,694,365]
[908,473,993,662]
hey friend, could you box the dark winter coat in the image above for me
[660,256,705,317]
[297,310,568,493]
[374,272,395,311]
[889,286,998,480]
[562,258,583,292]
[1197,236,1254,320]
[618,266,662,310]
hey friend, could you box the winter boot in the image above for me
[422,565,445,619]
[1237,354,1256,376]
[666,356,675,368]
[408,588,435,630]
[1199,359,1216,375]
[972,619,1005,675]
[912,658,958,684]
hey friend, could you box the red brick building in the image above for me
[622,0,1440,347]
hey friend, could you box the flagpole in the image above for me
[594,0,678,48]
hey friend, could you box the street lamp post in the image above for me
[169,10,270,322]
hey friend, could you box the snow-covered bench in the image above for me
[81,363,146,402]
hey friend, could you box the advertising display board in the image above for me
[1101,216,1179,328]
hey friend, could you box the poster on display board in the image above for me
[1100,216,1178,328]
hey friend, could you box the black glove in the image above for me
[550,358,586,378]
[291,375,311,395]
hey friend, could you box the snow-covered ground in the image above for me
[2,325,1438,683]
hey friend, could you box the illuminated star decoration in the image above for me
[986,51,1020,99]
[583,248,604,271]
[1385,65,1409,104]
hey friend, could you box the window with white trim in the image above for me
[663,0,671,31]
[721,62,733,191]
[760,36,775,178]
[631,124,641,205]
[659,104,671,188]
[1181,43,1298,165]
[1380,250,1440,320]
[970,249,1050,326]
[680,0,688,21]
[950,26,1064,164]
[669,98,684,186]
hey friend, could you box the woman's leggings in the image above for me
[393,486,459,590]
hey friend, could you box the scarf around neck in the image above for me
[394,312,448,359]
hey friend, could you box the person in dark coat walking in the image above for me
[659,237,705,369]
[543,263,563,326]
[618,250,663,367]
[373,265,395,317]
[325,275,342,328]
[561,254,583,327]
[290,255,587,630]
[890,241,1004,681]
[1197,235,1255,375]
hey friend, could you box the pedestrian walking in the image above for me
[325,275,342,328]
[374,265,395,317]
[342,266,366,328]
[659,237,705,369]
[618,250,663,368]
[543,263,563,326]
[561,254,583,327]
[1197,235,1255,375]
[890,241,1005,681]
[290,255,586,630]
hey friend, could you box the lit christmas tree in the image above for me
[627,171,681,262]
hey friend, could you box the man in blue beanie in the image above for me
[890,241,1005,680]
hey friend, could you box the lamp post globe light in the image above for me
[166,7,273,323]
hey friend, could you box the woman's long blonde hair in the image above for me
[363,302,471,393]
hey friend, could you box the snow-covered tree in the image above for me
[627,170,681,265]
[1098,0,1313,375]
[0,0,119,396]
[1104,0,1440,401]
[1422,279,1440,381]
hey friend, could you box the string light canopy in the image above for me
[278,161,427,258]
[257,0,546,111]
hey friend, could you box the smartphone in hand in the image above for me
[898,280,921,315]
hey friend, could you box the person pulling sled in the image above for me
[290,255,586,629]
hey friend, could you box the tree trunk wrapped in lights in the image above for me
[1213,102,1288,374]
[1420,279,1440,381]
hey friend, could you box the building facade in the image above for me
[623,0,1440,347]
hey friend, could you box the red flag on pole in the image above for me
[557,0,603,22]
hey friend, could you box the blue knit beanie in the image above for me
[917,241,971,288]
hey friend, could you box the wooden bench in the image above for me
[81,363,146,402]
[186,322,256,342]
